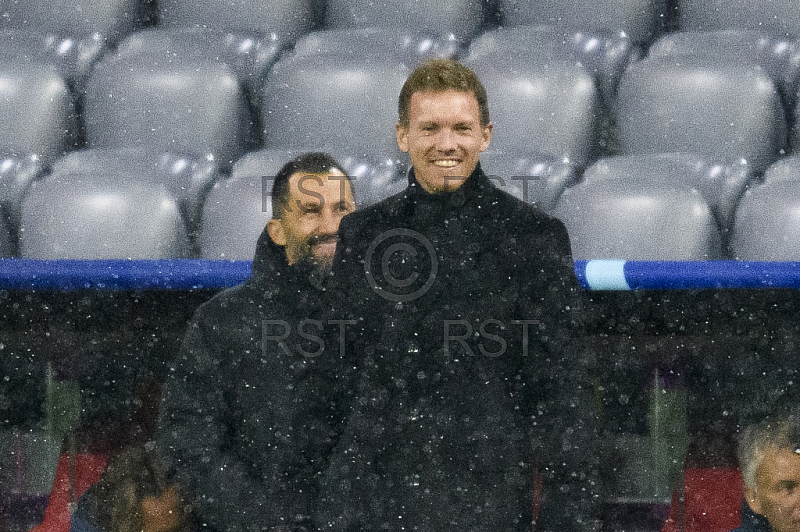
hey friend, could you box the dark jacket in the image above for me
[731,501,772,531]
[316,164,599,531]
[157,228,334,532]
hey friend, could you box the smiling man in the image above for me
[157,153,356,532]
[317,59,599,530]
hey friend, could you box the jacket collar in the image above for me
[249,227,326,292]
[402,162,494,220]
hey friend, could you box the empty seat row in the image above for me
[7,26,800,175]
[5,149,800,262]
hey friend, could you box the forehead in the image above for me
[407,89,481,123]
[758,447,800,485]
[286,169,352,203]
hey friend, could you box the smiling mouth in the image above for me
[433,159,460,168]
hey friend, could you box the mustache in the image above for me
[307,234,338,247]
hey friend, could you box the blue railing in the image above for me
[3,259,800,291]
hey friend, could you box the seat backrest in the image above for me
[0,205,14,258]
[83,49,253,170]
[157,0,315,43]
[647,30,799,108]
[553,175,723,260]
[616,55,788,174]
[478,150,578,212]
[0,0,146,44]
[291,27,461,66]
[20,173,191,259]
[51,148,219,239]
[582,153,753,234]
[0,59,77,165]
[731,174,800,260]
[462,55,598,167]
[466,25,638,104]
[0,152,45,252]
[324,0,485,41]
[114,27,283,109]
[496,0,669,44]
[0,29,107,94]
[261,55,410,161]
[678,0,800,39]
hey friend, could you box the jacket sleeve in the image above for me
[520,216,601,532]
[156,312,313,532]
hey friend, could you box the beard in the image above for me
[296,233,338,276]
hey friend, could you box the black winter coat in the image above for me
[157,229,334,532]
[316,165,599,531]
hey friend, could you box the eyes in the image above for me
[419,123,475,134]
[777,481,798,495]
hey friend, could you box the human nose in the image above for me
[434,127,458,152]
[319,207,340,234]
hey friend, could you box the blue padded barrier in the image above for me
[3,259,800,292]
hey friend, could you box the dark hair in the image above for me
[271,152,348,217]
[397,58,490,128]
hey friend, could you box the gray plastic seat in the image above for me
[291,28,461,65]
[730,157,800,260]
[616,55,788,174]
[0,59,77,165]
[157,0,315,43]
[497,0,668,44]
[553,156,725,260]
[113,27,283,109]
[0,152,45,253]
[678,0,800,39]
[19,174,191,259]
[261,55,410,161]
[83,44,254,170]
[462,55,598,167]
[201,148,406,260]
[324,0,484,42]
[0,0,146,44]
[465,26,638,104]
[581,153,753,234]
[51,148,219,240]
[0,30,106,94]
[478,150,578,213]
[647,30,800,110]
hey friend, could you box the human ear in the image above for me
[479,123,493,152]
[267,218,286,246]
[396,122,409,152]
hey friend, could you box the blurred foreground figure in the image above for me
[317,59,599,531]
[734,407,800,532]
[70,444,187,532]
[157,153,356,531]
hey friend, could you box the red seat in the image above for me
[661,468,744,532]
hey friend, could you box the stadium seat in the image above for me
[677,0,800,39]
[581,153,753,235]
[291,27,461,65]
[157,0,316,43]
[0,30,106,95]
[50,148,219,244]
[19,174,191,259]
[496,0,669,44]
[201,149,406,260]
[478,150,578,212]
[465,25,638,105]
[113,27,282,111]
[261,54,410,161]
[324,0,484,42]
[730,155,800,260]
[0,153,45,253]
[462,53,598,167]
[0,0,147,44]
[616,55,787,174]
[83,39,254,170]
[552,156,724,260]
[647,30,800,112]
[0,59,77,165]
